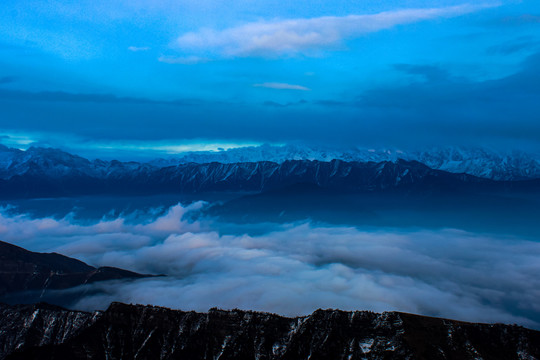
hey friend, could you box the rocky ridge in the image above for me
[1,302,539,360]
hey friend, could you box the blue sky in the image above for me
[1,0,539,158]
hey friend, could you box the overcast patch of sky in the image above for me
[1,0,539,153]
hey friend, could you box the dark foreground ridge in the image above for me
[0,240,156,302]
[1,302,539,360]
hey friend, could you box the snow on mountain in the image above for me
[0,145,158,181]
[412,147,540,181]
[1,302,539,360]
[152,144,540,180]
[1,144,539,182]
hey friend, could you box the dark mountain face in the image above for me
[4,145,540,181]
[2,145,540,199]
[0,303,97,360]
[1,302,539,360]
[0,240,155,303]
[148,144,540,181]
[0,153,521,198]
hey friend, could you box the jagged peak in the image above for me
[2,301,539,360]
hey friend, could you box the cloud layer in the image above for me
[253,82,310,91]
[1,203,539,328]
[175,4,496,57]
[158,55,210,65]
[128,46,150,52]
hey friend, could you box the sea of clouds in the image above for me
[1,202,539,328]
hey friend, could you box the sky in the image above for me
[1,0,540,158]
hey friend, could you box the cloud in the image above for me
[393,64,450,82]
[486,37,540,55]
[3,51,540,154]
[174,4,498,57]
[158,55,210,65]
[254,82,310,91]
[495,14,540,26]
[0,133,34,147]
[128,46,150,52]
[263,99,308,108]
[0,76,17,85]
[1,203,540,329]
[0,88,207,106]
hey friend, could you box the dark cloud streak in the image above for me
[0,76,18,85]
[0,89,210,106]
[493,14,540,26]
[393,64,450,82]
[486,36,540,55]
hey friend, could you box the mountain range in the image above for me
[1,145,540,199]
[1,302,539,360]
[2,144,540,183]
[150,144,540,181]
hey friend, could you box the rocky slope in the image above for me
[0,240,154,299]
[0,303,98,360]
[1,302,539,360]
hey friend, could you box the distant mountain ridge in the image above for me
[1,302,539,360]
[0,145,539,198]
[2,144,540,182]
[0,145,156,181]
[151,144,540,181]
